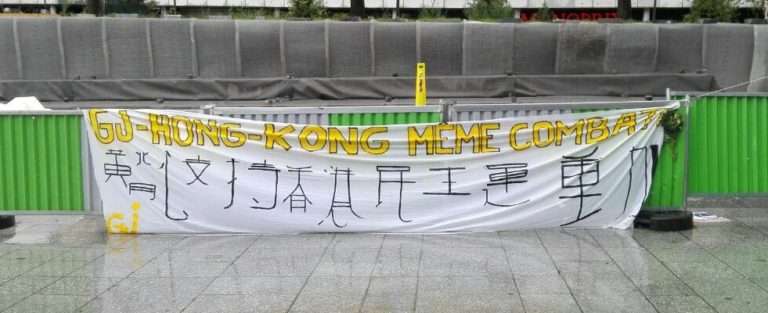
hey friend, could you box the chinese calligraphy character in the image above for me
[319,168,361,228]
[161,151,189,221]
[483,163,530,207]
[376,165,415,223]
[559,147,602,226]
[184,155,211,186]
[423,167,470,196]
[282,166,313,213]
[104,149,131,188]
[224,158,238,209]
[249,161,280,210]
[135,152,151,167]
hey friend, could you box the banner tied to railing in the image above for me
[86,102,677,234]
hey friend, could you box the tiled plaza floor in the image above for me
[1,207,768,313]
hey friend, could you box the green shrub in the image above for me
[288,0,326,18]
[684,0,738,22]
[465,0,514,21]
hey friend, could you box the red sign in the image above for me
[521,10,619,21]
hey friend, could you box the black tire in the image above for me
[0,216,15,230]
[635,211,693,231]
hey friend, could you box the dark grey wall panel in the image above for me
[463,23,515,76]
[328,21,371,77]
[150,19,194,78]
[62,18,106,79]
[748,26,768,92]
[419,22,462,76]
[17,18,62,80]
[105,18,150,79]
[374,22,417,77]
[194,20,237,78]
[557,23,607,74]
[284,21,326,78]
[604,24,657,74]
[514,23,558,74]
[239,20,282,78]
[703,24,754,91]
[656,24,703,74]
[0,19,19,81]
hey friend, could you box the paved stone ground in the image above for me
[1,207,767,313]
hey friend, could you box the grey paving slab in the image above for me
[361,294,415,313]
[421,233,502,249]
[536,229,600,249]
[2,210,768,312]
[649,295,717,313]
[419,247,510,276]
[561,271,640,297]
[24,259,92,277]
[417,275,517,297]
[225,248,325,277]
[371,247,421,277]
[129,253,231,278]
[300,275,370,296]
[515,274,571,295]
[40,276,121,297]
[183,294,295,313]
[253,234,334,249]
[588,229,643,249]
[415,293,525,313]
[78,277,213,313]
[5,294,92,313]
[573,291,657,313]
[312,248,380,276]
[330,233,384,249]
[0,275,62,311]
[202,276,305,295]
[521,294,581,313]
[289,292,364,313]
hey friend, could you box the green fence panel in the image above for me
[687,95,768,195]
[643,106,688,210]
[329,112,442,126]
[0,115,85,212]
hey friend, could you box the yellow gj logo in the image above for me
[106,201,141,234]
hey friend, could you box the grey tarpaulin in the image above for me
[703,24,754,92]
[749,26,768,92]
[238,20,283,78]
[105,18,151,79]
[0,18,765,104]
[150,19,195,78]
[62,18,107,80]
[0,74,715,104]
[656,24,703,74]
[0,19,18,81]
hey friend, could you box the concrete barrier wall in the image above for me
[0,17,765,100]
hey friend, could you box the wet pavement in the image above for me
[1,207,767,313]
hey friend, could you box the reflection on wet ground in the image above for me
[1,207,768,312]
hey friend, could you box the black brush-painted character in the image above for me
[160,151,189,221]
[224,158,238,209]
[249,161,281,210]
[376,165,415,223]
[283,166,313,213]
[483,163,530,208]
[319,168,361,228]
[104,149,131,188]
[184,155,211,186]
[423,167,470,196]
[129,182,156,200]
[559,147,602,226]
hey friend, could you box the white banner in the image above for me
[85,102,676,234]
